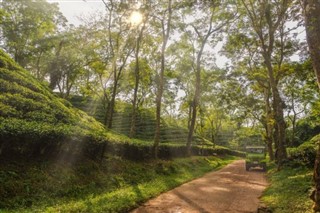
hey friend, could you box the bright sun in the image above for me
[129,11,143,26]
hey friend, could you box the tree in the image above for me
[0,0,66,75]
[300,0,320,211]
[47,29,88,98]
[153,0,173,159]
[237,0,301,166]
[181,1,235,154]
[101,0,135,128]
[281,62,315,147]
[129,5,149,138]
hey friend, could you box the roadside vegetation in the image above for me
[0,49,241,212]
[262,164,313,213]
[261,134,320,213]
[0,155,236,212]
[1,0,320,212]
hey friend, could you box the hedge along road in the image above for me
[131,160,268,213]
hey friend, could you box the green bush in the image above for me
[287,134,320,168]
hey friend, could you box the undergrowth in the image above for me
[0,155,236,212]
[261,162,313,213]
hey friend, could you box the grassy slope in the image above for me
[0,49,161,156]
[261,134,320,213]
[262,164,313,213]
[0,49,108,146]
[0,156,236,212]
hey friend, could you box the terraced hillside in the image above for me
[0,49,108,159]
[70,96,205,144]
[0,50,243,161]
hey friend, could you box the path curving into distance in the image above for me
[131,160,268,213]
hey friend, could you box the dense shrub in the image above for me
[293,118,320,146]
[287,134,320,168]
[0,50,109,159]
[103,142,244,161]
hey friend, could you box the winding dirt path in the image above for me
[131,160,268,213]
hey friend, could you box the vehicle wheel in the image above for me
[262,163,267,171]
[245,164,250,171]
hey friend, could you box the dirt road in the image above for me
[131,160,268,213]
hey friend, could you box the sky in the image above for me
[48,0,303,66]
[48,0,105,25]
[48,0,230,68]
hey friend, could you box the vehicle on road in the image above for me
[245,146,266,171]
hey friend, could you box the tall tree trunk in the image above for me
[107,64,118,129]
[49,41,64,90]
[130,52,140,138]
[153,0,172,159]
[264,59,287,167]
[186,19,215,154]
[187,101,192,129]
[301,0,320,211]
[241,0,289,167]
[264,86,274,161]
[186,52,202,155]
[302,0,320,89]
[106,50,131,129]
[130,24,145,138]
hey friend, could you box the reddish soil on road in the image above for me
[131,160,268,213]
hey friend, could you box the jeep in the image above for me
[245,146,267,171]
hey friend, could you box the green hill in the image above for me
[69,96,206,144]
[0,49,109,160]
[0,49,243,161]
[0,49,244,212]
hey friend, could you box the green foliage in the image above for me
[0,49,243,162]
[0,156,236,212]
[230,127,264,150]
[69,96,209,144]
[261,164,313,213]
[1,0,66,70]
[0,49,109,158]
[287,134,320,168]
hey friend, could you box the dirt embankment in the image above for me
[131,160,268,213]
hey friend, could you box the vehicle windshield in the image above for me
[246,148,264,154]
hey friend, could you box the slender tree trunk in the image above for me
[130,53,140,138]
[186,27,213,154]
[185,11,219,155]
[106,50,131,129]
[186,53,202,155]
[264,86,274,161]
[107,64,118,129]
[35,51,43,80]
[49,41,64,90]
[153,0,172,159]
[291,113,297,146]
[301,0,320,211]
[187,102,192,129]
[107,94,115,129]
[130,24,145,138]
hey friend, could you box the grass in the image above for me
[261,163,314,213]
[0,155,236,213]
